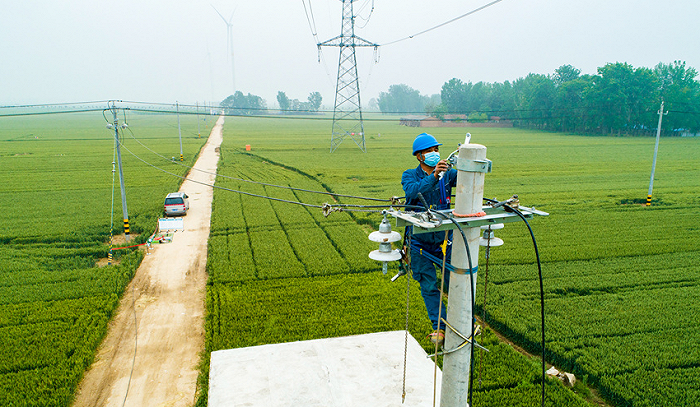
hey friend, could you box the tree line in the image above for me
[220,91,322,115]
[378,61,700,136]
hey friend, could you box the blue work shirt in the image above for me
[401,165,458,247]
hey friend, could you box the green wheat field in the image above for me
[1,111,698,406]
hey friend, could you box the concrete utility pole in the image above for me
[647,100,666,206]
[441,143,487,406]
[110,101,130,242]
[177,101,184,161]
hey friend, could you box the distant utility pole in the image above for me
[647,100,667,206]
[318,0,378,153]
[110,101,130,241]
[177,102,184,161]
[196,101,201,138]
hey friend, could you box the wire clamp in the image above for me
[489,195,520,209]
[390,196,404,206]
[321,203,342,217]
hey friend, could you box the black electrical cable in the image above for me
[482,197,546,406]
[415,193,476,406]
[414,195,546,407]
[502,203,546,407]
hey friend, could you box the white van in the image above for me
[164,192,189,216]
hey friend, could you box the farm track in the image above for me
[72,116,224,407]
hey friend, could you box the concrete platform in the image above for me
[209,330,442,407]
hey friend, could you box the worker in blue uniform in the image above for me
[401,133,458,346]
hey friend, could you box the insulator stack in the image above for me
[368,213,402,274]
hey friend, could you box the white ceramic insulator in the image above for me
[480,223,504,230]
[368,230,402,243]
[479,237,504,247]
[368,249,401,262]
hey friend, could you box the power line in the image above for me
[302,0,319,43]
[122,125,396,202]
[0,108,105,117]
[0,100,110,108]
[115,133,396,215]
[381,0,507,46]
[355,0,375,29]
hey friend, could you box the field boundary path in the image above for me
[73,115,225,407]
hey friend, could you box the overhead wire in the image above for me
[0,108,105,117]
[114,135,407,215]
[307,0,319,36]
[122,125,396,203]
[0,100,110,108]
[381,0,507,46]
[7,100,683,124]
[305,0,350,90]
[301,0,320,43]
[355,0,375,29]
[317,48,339,89]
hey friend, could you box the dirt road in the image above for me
[73,116,224,407]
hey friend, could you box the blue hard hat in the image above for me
[412,133,442,155]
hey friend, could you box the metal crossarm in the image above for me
[390,205,549,234]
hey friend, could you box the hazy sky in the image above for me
[1,0,699,107]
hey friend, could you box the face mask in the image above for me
[422,151,440,167]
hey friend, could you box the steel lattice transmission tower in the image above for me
[318,0,378,153]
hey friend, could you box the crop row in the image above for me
[207,152,377,284]
[598,366,700,407]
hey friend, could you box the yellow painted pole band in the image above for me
[123,219,130,234]
[180,154,184,161]
[646,195,652,206]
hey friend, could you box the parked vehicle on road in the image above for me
[164,192,189,216]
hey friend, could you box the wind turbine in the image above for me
[212,5,236,95]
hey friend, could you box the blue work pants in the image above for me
[411,241,452,331]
